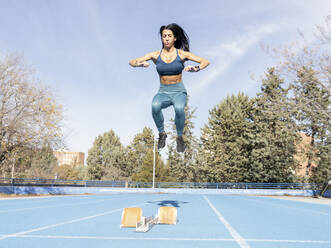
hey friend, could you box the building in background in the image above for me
[295,133,317,177]
[54,151,85,166]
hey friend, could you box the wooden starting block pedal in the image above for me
[157,206,177,224]
[120,207,142,228]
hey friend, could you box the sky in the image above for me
[0,0,330,161]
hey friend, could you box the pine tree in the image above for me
[53,164,80,180]
[289,66,331,182]
[250,68,299,182]
[86,136,103,180]
[4,145,57,179]
[198,93,254,182]
[86,129,127,180]
[292,66,330,178]
[126,127,155,178]
[127,127,172,182]
[131,149,170,183]
[310,134,331,183]
[27,145,58,178]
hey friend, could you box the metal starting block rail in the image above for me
[136,215,158,232]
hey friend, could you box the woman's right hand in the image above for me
[137,61,149,67]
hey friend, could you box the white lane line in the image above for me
[242,197,331,216]
[3,235,235,241]
[0,199,110,213]
[0,195,91,201]
[0,196,142,214]
[247,239,331,243]
[6,235,331,244]
[0,201,150,241]
[0,196,92,208]
[203,195,250,248]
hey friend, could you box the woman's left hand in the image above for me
[184,65,200,72]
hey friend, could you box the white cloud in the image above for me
[190,23,280,96]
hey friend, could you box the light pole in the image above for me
[152,138,156,188]
[11,153,16,179]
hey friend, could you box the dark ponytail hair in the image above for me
[159,23,190,51]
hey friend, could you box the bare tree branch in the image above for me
[0,53,65,169]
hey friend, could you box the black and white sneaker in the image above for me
[176,136,185,153]
[158,132,167,149]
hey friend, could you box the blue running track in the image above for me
[0,194,330,248]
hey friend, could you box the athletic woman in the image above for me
[129,23,210,152]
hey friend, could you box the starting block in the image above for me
[121,206,177,232]
[120,207,142,228]
[157,206,177,225]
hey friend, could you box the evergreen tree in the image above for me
[250,68,299,182]
[53,164,80,180]
[310,133,331,183]
[27,145,58,178]
[86,129,127,180]
[5,145,57,179]
[198,93,254,182]
[128,127,172,182]
[131,149,170,182]
[126,127,155,178]
[292,67,330,178]
[167,97,199,182]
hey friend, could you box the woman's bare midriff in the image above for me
[160,74,182,85]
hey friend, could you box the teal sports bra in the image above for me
[156,49,184,76]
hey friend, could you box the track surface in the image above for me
[1,194,330,248]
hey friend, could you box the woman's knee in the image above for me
[152,100,162,113]
[174,104,185,116]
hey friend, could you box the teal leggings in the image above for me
[151,82,187,136]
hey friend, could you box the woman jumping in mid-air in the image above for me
[129,23,210,152]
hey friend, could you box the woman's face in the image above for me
[162,29,176,48]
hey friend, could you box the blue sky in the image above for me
[1,0,330,160]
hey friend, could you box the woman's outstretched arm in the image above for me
[129,51,158,67]
[179,50,210,72]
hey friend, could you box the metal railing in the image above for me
[0,177,322,190]
[131,181,321,189]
